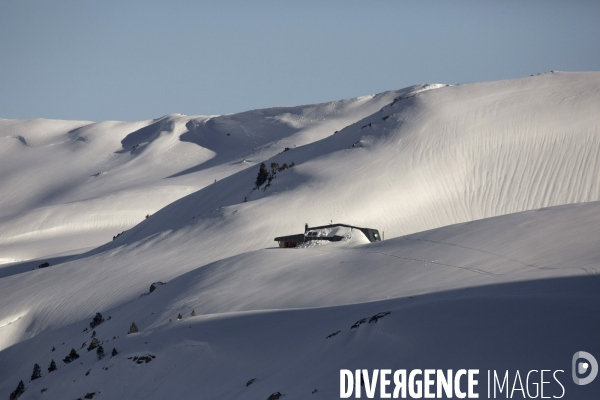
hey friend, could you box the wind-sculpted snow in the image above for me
[1,72,600,399]
[0,89,404,262]
[112,72,600,263]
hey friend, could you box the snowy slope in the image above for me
[0,202,599,399]
[0,89,406,263]
[80,71,600,282]
[1,72,600,399]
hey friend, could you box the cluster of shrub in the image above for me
[254,161,295,190]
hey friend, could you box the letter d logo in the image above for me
[572,351,598,385]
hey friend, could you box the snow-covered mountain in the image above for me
[0,88,412,264]
[1,72,599,399]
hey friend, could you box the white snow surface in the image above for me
[0,88,406,263]
[0,72,599,399]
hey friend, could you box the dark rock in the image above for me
[326,330,341,339]
[84,392,95,399]
[149,281,166,293]
[350,318,367,330]
[266,392,282,400]
[368,311,391,323]
[38,262,50,269]
[131,354,155,364]
[246,378,256,387]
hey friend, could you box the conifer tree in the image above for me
[89,312,104,329]
[9,380,25,400]
[177,313,183,320]
[63,348,80,364]
[87,338,99,351]
[48,359,57,373]
[128,322,139,334]
[96,345,105,360]
[111,347,118,357]
[191,309,196,316]
[31,363,41,381]
[255,162,269,188]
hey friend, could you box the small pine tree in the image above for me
[96,345,105,360]
[111,347,118,357]
[31,363,41,381]
[48,359,57,373]
[9,380,25,400]
[191,309,196,317]
[51,346,55,352]
[255,162,269,188]
[128,322,139,334]
[63,348,80,364]
[89,312,104,329]
[91,330,96,338]
[87,338,99,352]
[177,313,183,320]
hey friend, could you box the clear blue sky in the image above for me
[1,1,599,121]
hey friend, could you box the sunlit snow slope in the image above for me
[99,71,600,272]
[0,90,409,263]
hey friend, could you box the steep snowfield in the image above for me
[1,72,599,399]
